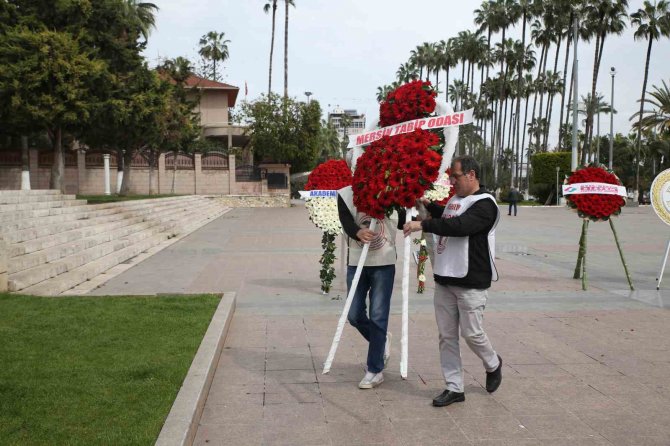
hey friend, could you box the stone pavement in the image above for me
[91,203,670,445]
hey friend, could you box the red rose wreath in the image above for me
[304,159,352,294]
[353,80,443,219]
[565,166,625,220]
[564,165,633,291]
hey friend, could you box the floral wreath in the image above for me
[563,164,633,291]
[303,159,352,294]
[565,165,625,221]
[353,80,444,219]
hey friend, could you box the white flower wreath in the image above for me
[423,173,452,202]
[305,196,342,235]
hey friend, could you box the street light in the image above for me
[304,91,312,104]
[556,166,561,206]
[609,67,616,170]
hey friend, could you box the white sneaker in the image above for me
[383,332,392,368]
[358,371,384,389]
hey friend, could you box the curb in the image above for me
[155,292,237,446]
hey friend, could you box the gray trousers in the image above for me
[434,283,499,393]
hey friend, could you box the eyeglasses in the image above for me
[450,172,466,180]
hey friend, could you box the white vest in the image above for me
[338,186,397,267]
[433,193,500,280]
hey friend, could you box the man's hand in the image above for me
[356,228,376,243]
[403,221,423,237]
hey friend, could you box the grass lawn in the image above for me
[76,194,181,204]
[0,293,221,446]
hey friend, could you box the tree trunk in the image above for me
[268,1,277,95]
[21,135,30,190]
[521,93,531,188]
[544,38,562,150]
[49,127,64,192]
[583,30,602,164]
[148,148,156,195]
[635,37,653,196]
[171,150,178,194]
[493,27,507,188]
[558,13,573,150]
[283,0,289,99]
[116,148,124,194]
[514,11,527,190]
[120,150,133,196]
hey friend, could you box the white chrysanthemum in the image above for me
[305,197,342,235]
[418,274,426,282]
[423,184,451,202]
[423,173,452,202]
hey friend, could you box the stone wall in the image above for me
[0,149,289,198]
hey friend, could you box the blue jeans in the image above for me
[346,265,395,373]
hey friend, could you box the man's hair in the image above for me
[453,155,480,179]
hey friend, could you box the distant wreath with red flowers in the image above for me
[353,81,444,219]
[303,159,352,294]
[305,159,352,191]
[565,166,625,221]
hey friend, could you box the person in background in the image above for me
[507,187,520,216]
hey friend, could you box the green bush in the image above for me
[530,152,571,203]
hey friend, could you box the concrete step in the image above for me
[8,198,215,274]
[0,193,77,205]
[16,201,227,295]
[0,198,87,214]
[3,196,202,244]
[0,195,193,223]
[7,199,219,290]
[8,197,206,261]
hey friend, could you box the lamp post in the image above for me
[609,67,616,171]
[556,166,560,206]
[571,15,579,172]
[304,91,312,104]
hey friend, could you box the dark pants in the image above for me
[508,201,517,216]
[346,265,395,373]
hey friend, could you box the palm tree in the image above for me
[198,31,230,82]
[631,80,670,135]
[396,62,418,83]
[283,0,296,99]
[263,0,278,95]
[582,0,629,164]
[121,0,159,42]
[631,0,670,197]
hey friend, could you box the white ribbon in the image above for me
[347,108,473,148]
[400,208,412,379]
[323,219,378,374]
[562,183,627,196]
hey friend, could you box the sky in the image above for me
[144,0,670,147]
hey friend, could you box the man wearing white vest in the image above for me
[404,155,502,407]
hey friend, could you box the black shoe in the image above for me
[432,389,465,407]
[486,355,503,393]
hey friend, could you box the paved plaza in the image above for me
[93,203,670,445]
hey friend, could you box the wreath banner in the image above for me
[563,183,627,196]
[299,190,338,199]
[348,108,474,148]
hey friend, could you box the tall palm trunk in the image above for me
[283,0,289,99]
[521,93,531,188]
[267,1,277,95]
[558,12,573,150]
[536,44,550,151]
[530,44,546,153]
[583,28,603,164]
[493,27,507,188]
[21,135,30,190]
[543,39,562,150]
[635,36,654,197]
[514,10,527,188]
